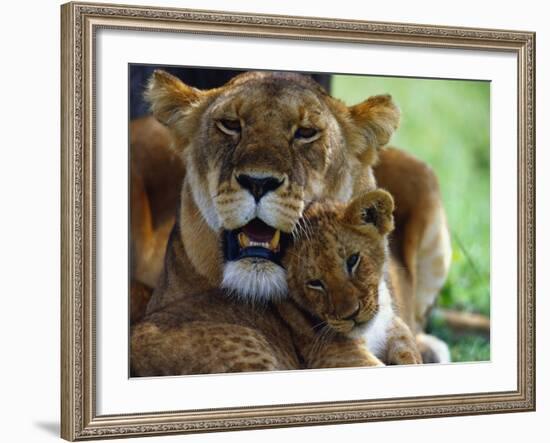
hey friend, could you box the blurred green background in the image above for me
[332,75,490,362]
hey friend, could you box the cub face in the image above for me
[283,190,395,334]
[146,70,399,301]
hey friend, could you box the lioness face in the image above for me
[146,71,399,301]
[283,190,395,335]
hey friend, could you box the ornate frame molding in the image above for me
[61,1,535,440]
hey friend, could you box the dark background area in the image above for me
[130,65,331,120]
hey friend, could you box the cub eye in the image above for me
[346,253,361,274]
[294,127,319,142]
[216,119,241,135]
[306,279,325,292]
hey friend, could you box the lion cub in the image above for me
[277,189,422,369]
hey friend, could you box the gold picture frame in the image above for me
[61,1,536,440]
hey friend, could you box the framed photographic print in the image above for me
[61,1,536,440]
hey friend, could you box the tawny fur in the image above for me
[130,71,450,375]
[130,115,185,289]
[373,147,453,333]
[143,70,400,311]
[131,289,300,375]
[277,190,421,368]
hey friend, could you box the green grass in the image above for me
[332,75,491,362]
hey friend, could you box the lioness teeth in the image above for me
[270,229,281,250]
[250,241,271,248]
[238,232,250,248]
[238,229,281,251]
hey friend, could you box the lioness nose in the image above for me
[236,174,284,202]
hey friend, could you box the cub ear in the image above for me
[348,94,400,149]
[144,70,204,127]
[343,189,395,235]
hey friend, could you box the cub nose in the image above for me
[341,303,361,321]
[236,174,284,202]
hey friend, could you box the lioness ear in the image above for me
[144,70,204,127]
[349,95,400,149]
[343,189,395,235]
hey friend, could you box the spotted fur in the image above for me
[131,290,301,376]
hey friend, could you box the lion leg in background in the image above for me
[131,320,294,376]
[130,116,185,288]
[130,116,184,323]
[412,199,453,363]
[374,147,452,363]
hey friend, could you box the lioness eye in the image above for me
[346,253,361,274]
[294,127,318,141]
[216,119,241,135]
[306,279,325,292]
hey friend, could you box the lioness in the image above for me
[277,189,421,369]
[131,70,451,374]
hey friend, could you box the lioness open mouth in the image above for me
[223,218,289,265]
